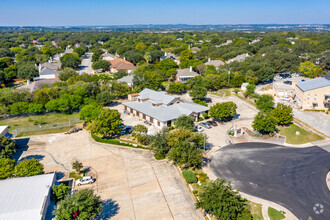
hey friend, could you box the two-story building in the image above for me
[294,78,330,110]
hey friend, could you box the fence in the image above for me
[12,118,82,137]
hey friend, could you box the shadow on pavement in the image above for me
[97,198,120,220]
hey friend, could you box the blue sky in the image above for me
[0,0,329,26]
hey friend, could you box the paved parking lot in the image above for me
[14,131,203,220]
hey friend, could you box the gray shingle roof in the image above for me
[17,79,60,92]
[40,67,60,76]
[137,88,179,105]
[124,99,209,122]
[296,78,330,92]
[118,74,134,84]
[176,68,199,77]
[204,60,225,67]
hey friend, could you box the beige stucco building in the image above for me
[294,78,330,110]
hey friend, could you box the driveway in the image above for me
[14,131,203,220]
[210,142,330,220]
[79,53,93,74]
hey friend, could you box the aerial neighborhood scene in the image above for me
[0,1,330,220]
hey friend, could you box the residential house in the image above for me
[102,53,119,61]
[0,173,56,220]
[176,66,199,83]
[35,66,61,80]
[294,78,330,110]
[204,58,225,69]
[123,88,209,128]
[17,79,60,93]
[226,53,250,63]
[41,60,61,71]
[160,52,180,64]
[118,74,134,87]
[191,47,201,53]
[109,58,136,73]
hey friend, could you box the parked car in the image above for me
[207,120,217,126]
[76,176,94,186]
[200,122,211,129]
[281,97,291,101]
[283,80,292,85]
[121,126,133,135]
[275,75,282,80]
[195,125,204,132]
[203,97,212,103]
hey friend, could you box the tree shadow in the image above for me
[97,198,120,220]
[82,167,91,173]
[19,154,45,162]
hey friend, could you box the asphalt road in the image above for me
[79,52,92,74]
[210,142,330,220]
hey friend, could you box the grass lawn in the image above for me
[0,113,82,136]
[268,207,285,220]
[249,202,264,220]
[69,172,83,180]
[278,124,323,144]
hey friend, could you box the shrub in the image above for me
[0,158,15,179]
[202,112,209,119]
[52,183,72,203]
[15,158,44,177]
[198,173,209,183]
[198,117,203,122]
[168,126,174,130]
[193,190,199,195]
[154,153,166,160]
[182,170,198,184]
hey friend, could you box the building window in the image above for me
[130,108,133,114]
[157,121,160,127]
[150,117,153,123]
[136,112,139,117]
[143,114,146,120]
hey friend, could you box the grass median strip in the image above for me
[91,133,149,150]
[268,207,285,220]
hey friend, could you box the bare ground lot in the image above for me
[14,131,203,220]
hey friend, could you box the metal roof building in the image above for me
[0,173,55,220]
[296,77,330,92]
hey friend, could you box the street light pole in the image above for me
[228,70,231,86]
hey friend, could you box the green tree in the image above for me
[96,91,116,106]
[74,47,86,57]
[167,82,187,94]
[28,103,44,113]
[52,183,72,203]
[244,84,256,98]
[113,69,128,80]
[271,103,293,125]
[132,124,149,144]
[179,50,195,68]
[16,63,38,79]
[0,136,16,159]
[196,178,252,220]
[59,68,78,81]
[150,128,170,155]
[92,60,109,71]
[209,102,237,120]
[256,95,274,112]
[72,160,83,173]
[90,109,122,137]
[10,102,29,114]
[157,58,178,71]
[189,86,207,100]
[53,188,103,220]
[60,53,81,69]
[299,61,326,78]
[15,158,44,177]
[174,115,195,131]
[252,112,277,134]
[0,158,15,179]
[167,128,203,168]
[79,103,102,123]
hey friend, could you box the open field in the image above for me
[278,124,323,144]
[0,113,82,137]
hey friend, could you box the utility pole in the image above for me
[228,70,231,86]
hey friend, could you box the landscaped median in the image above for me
[90,133,149,150]
[278,124,323,144]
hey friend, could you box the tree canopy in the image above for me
[89,109,122,137]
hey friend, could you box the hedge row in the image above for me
[91,133,149,150]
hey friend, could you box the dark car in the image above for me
[203,97,212,103]
[283,81,292,85]
[207,120,217,126]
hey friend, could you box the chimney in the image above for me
[208,58,211,62]
[190,66,192,72]
[165,52,168,56]
[188,44,190,50]
[27,79,31,85]
[124,57,126,60]
[38,64,42,73]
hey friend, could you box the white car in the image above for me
[281,97,291,101]
[76,176,94,186]
[195,125,204,132]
